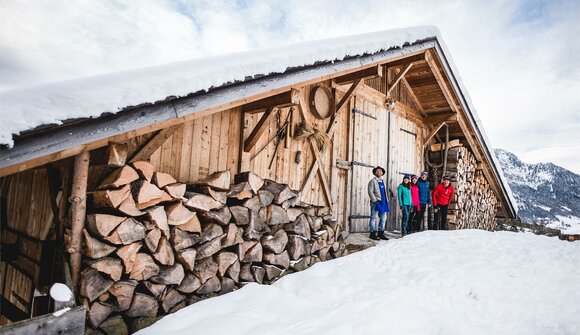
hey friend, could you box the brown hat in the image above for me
[372,166,385,175]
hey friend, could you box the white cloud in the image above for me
[1,0,579,172]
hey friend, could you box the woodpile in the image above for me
[81,163,346,334]
[429,146,497,230]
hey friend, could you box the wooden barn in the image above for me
[0,27,516,332]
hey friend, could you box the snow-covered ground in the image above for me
[137,230,580,335]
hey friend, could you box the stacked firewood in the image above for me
[78,162,346,334]
[429,146,497,231]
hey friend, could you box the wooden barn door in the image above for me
[386,113,418,231]
[348,97,388,233]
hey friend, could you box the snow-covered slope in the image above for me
[136,230,580,335]
[495,148,580,232]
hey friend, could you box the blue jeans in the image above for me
[401,205,413,235]
[369,203,387,233]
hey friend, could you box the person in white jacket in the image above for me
[367,166,389,240]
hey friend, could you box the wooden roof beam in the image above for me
[425,49,460,113]
[243,107,277,152]
[333,65,382,85]
[401,77,426,116]
[387,63,413,95]
[424,112,456,125]
[386,52,426,68]
[129,124,183,162]
[242,89,300,114]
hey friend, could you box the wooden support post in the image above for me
[243,107,276,152]
[69,150,90,298]
[130,125,182,162]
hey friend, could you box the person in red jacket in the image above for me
[432,176,455,230]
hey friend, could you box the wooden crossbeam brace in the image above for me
[333,65,382,85]
[424,111,456,125]
[387,63,413,95]
[130,124,183,162]
[423,121,447,147]
[296,95,333,208]
[425,49,460,113]
[242,89,300,114]
[243,107,277,152]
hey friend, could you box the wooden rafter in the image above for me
[386,52,426,68]
[334,65,382,85]
[242,89,300,114]
[401,77,426,116]
[425,50,460,113]
[243,107,277,152]
[424,111,456,125]
[130,124,183,162]
[423,121,448,147]
[387,63,413,95]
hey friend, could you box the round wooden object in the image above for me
[309,86,334,119]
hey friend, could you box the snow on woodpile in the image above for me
[136,230,580,335]
[0,26,438,147]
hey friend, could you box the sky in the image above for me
[1,0,579,173]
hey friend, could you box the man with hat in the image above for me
[416,171,432,231]
[432,175,455,230]
[367,166,389,240]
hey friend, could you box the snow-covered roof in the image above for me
[0,26,438,147]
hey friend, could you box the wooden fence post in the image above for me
[69,150,90,298]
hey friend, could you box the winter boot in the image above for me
[378,231,389,240]
[369,232,379,240]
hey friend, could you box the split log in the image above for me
[309,216,323,232]
[184,192,223,212]
[129,253,160,281]
[244,210,269,240]
[264,264,284,281]
[251,265,265,284]
[284,214,311,240]
[83,230,116,259]
[226,259,240,283]
[215,252,238,277]
[239,263,254,282]
[171,227,200,251]
[287,234,308,260]
[130,161,155,181]
[88,301,114,328]
[98,292,110,302]
[86,214,126,238]
[220,277,236,294]
[104,218,146,245]
[131,180,170,209]
[175,273,202,294]
[281,196,300,210]
[227,182,253,200]
[221,224,244,248]
[106,143,128,167]
[191,185,227,204]
[287,208,303,222]
[177,214,202,233]
[118,196,146,217]
[152,237,174,266]
[144,228,162,253]
[257,190,274,207]
[234,172,264,194]
[117,242,142,274]
[152,172,177,189]
[192,257,218,283]
[200,224,224,243]
[126,293,158,317]
[195,237,222,259]
[143,281,166,298]
[196,276,221,295]
[241,196,262,212]
[151,264,185,285]
[190,170,230,191]
[166,202,196,226]
[161,289,185,312]
[261,180,295,204]
[238,241,263,263]
[230,206,250,226]
[164,183,186,199]
[92,184,131,208]
[176,248,197,271]
[80,268,114,302]
[199,207,232,226]
[261,229,288,254]
[108,280,137,311]
[99,166,139,189]
[89,257,123,281]
[263,250,290,270]
[146,206,169,238]
[264,205,290,226]
[129,317,161,334]
[290,257,309,271]
[99,315,128,335]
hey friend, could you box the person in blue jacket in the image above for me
[416,171,432,231]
